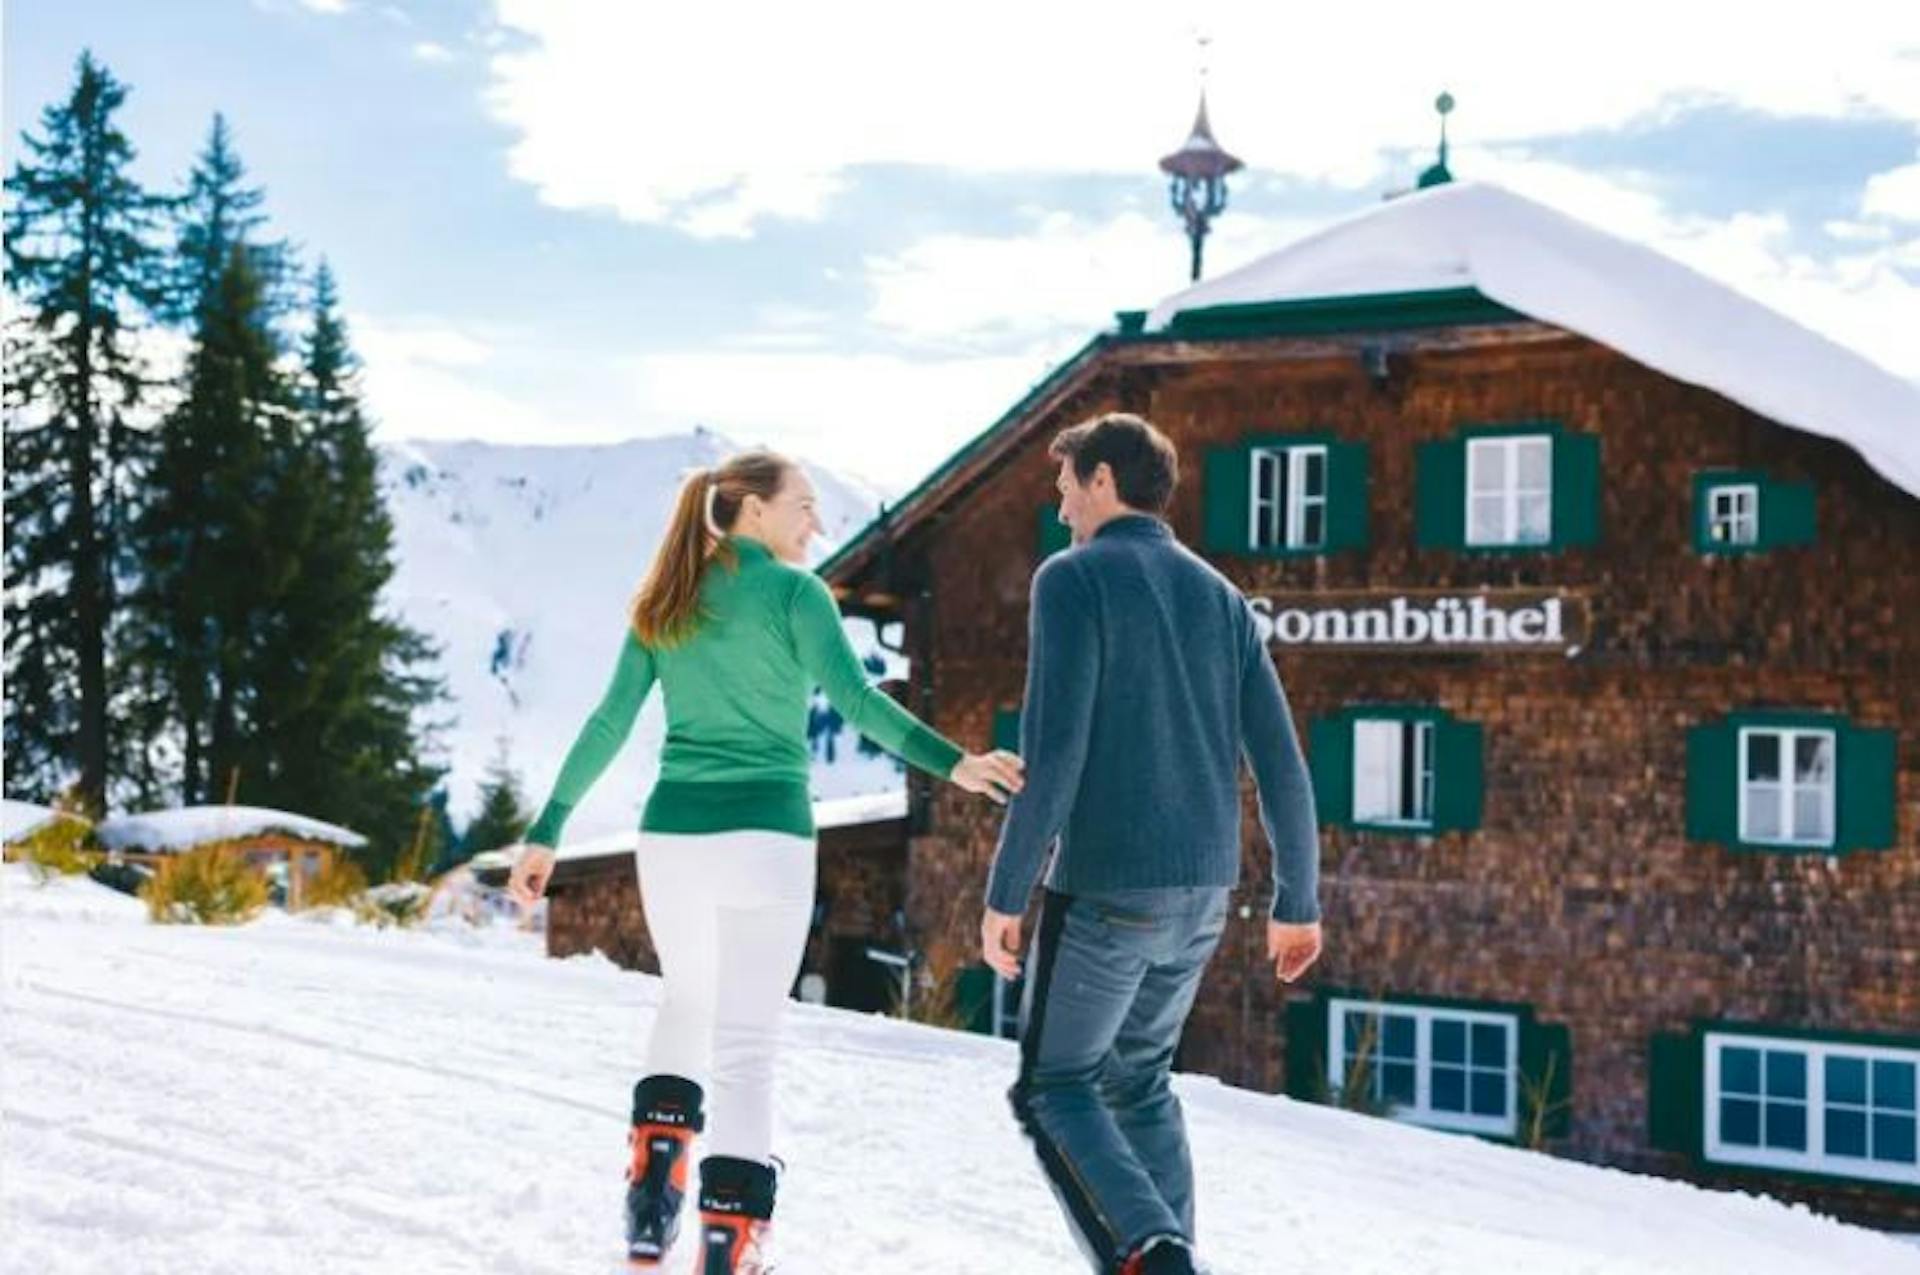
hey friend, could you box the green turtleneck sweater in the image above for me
[525,534,962,847]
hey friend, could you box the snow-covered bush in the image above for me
[141,844,270,925]
[352,881,432,929]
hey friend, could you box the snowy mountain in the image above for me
[377,431,905,843]
[6,864,1917,1274]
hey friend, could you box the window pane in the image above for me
[1765,1101,1807,1151]
[1382,1014,1416,1059]
[1767,1051,1806,1100]
[1301,503,1325,548]
[1875,1060,1917,1111]
[1471,442,1507,492]
[1432,1066,1466,1112]
[1827,1056,1868,1106]
[1353,721,1402,823]
[1257,453,1278,501]
[1721,1096,1761,1145]
[1471,1022,1506,1065]
[1516,493,1551,543]
[1469,494,1505,544]
[1344,1011,1374,1054]
[1433,1018,1466,1064]
[1792,788,1828,843]
[1745,787,1782,840]
[1794,734,1832,784]
[1875,1114,1918,1165]
[1471,1070,1507,1117]
[1722,1047,1761,1095]
[1299,449,1326,497]
[1746,734,1781,782]
[1381,1062,1416,1106]
[1827,1108,1868,1158]
[1516,438,1550,487]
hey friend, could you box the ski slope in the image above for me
[3,865,1914,1275]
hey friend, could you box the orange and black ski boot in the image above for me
[1118,1234,1196,1275]
[624,1075,703,1268]
[696,1154,778,1274]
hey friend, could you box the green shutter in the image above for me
[1326,440,1371,550]
[1308,715,1353,827]
[1036,504,1072,559]
[1684,721,1737,845]
[1838,723,1897,850]
[1203,446,1251,553]
[1433,717,1485,832]
[1283,997,1327,1101]
[1647,1030,1703,1157]
[992,707,1021,754]
[1414,437,1466,549]
[952,964,996,1035]
[1551,431,1601,548]
[1520,1020,1574,1140]
[1760,480,1816,548]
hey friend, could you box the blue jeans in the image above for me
[1009,887,1231,1272]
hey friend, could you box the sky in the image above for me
[6,0,1918,493]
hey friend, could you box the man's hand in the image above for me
[1267,920,1322,983]
[981,908,1025,979]
[951,750,1026,804]
[507,844,555,909]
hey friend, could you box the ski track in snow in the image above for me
[3,870,1916,1275]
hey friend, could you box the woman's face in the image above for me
[740,466,824,564]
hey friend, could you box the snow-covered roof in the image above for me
[1146,181,1920,501]
[535,789,911,866]
[96,806,369,853]
[814,788,909,829]
[2,799,92,844]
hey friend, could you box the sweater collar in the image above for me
[726,533,775,563]
[1093,512,1171,542]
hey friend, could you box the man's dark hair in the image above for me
[1047,412,1179,514]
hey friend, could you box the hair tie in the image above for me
[701,474,724,539]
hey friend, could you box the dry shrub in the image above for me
[141,843,269,925]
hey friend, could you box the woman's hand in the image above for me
[506,844,556,908]
[950,750,1026,804]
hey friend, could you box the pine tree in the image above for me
[3,51,169,808]
[241,261,446,877]
[167,114,289,326]
[465,739,532,856]
[137,239,296,805]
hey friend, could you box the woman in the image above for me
[506,449,1023,1274]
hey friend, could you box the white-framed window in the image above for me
[1352,718,1435,827]
[1250,444,1328,551]
[1329,997,1520,1137]
[990,971,1022,1041]
[1706,483,1760,547]
[1705,1031,1920,1187]
[1466,434,1553,547]
[1739,727,1835,847]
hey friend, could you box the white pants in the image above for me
[636,829,817,1165]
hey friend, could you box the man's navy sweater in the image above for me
[985,512,1321,923]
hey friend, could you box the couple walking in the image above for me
[507,412,1324,1274]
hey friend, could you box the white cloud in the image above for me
[412,41,457,64]
[1863,156,1920,222]
[619,348,1071,491]
[352,314,632,446]
[297,0,352,13]
[482,0,1920,237]
[865,208,1326,350]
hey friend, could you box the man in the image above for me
[981,413,1324,1275]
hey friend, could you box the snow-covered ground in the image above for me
[4,865,1915,1275]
